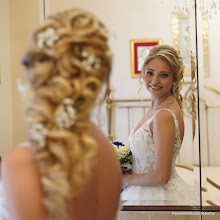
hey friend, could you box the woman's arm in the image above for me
[122,110,176,188]
[2,147,48,220]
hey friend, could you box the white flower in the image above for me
[55,98,77,129]
[81,48,101,71]
[112,141,131,162]
[81,50,89,57]
[29,123,48,147]
[17,79,30,94]
[17,79,33,104]
[37,27,59,48]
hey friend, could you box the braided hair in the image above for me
[21,8,112,219]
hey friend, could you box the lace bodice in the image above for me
[129,108,181,179]
[121,108,199,206]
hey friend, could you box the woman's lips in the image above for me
[149,85,162,90]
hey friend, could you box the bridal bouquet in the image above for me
[111,141,132,166]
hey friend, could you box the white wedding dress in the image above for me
[0,180,8,220]
[121,108,199,206]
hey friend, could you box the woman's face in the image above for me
[143,58,174,98]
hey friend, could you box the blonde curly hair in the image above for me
[21,8,112,219]
[141,44,185,112]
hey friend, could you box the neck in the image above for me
[151,94,172,110]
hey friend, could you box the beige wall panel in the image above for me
[9,0,42,147]
[0,0,13,157]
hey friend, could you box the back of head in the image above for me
[21,8,112,219]
[141,44,185,112]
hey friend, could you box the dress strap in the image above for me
[147,108,181,140]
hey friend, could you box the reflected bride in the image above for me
[121,45,199,206]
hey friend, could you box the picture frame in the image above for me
[172,12,191,76]
[130,38,163,78]
[172,12,210,76]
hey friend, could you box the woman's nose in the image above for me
[152,75,159,84]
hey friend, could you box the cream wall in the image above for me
[10,0,42,148]
[0,0,13,157]
[0,0,43,157]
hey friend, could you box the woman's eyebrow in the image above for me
[160,70,171,74]
[146,68,154,71]
[146,69,171,74]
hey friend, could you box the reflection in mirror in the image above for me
[109,1,200,210]
[46,0,200,210]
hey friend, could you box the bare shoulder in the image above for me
[1,146,40,188]
[2,146,47,220]
[90,122,116,155]
[2,146,35,173]
[90,122,121,170]
[1,146,41,193]
[153,109,175,125]
[152,108,184,141]
[89,122,122,219]
[150,109,176,136]
[90,121,122,173]
[90,122,109,142]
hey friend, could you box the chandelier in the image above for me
[174,0,220,18]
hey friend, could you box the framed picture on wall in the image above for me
[172,12,191,75]
[172,12,209,76]
[130,38,163,78]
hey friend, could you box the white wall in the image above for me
[46,0,196,165]
[47,0,175,99]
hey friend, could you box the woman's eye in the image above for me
[161,74,168,78]
[146,71,153,75]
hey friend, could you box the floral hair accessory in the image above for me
[55,98,77,129]
[37,27,59,48]
[17,78,30,94]
[17,79,32,105]
[29,122,48,147]
[81,48,101,71]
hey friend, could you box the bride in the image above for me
[121,45,199,206]
[0,8,121,220]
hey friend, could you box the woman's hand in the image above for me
[122,174,130,188]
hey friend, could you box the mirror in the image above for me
[1,0,220,216]
[46,0,200,209]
